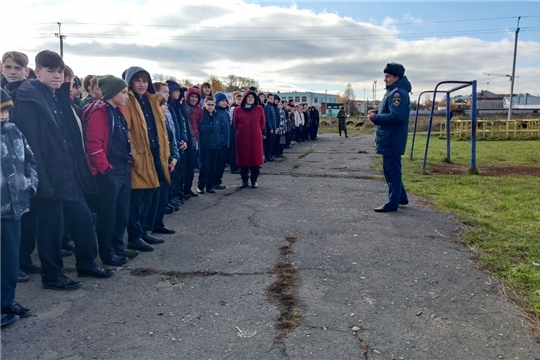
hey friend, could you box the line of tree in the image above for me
[152,73,259,93]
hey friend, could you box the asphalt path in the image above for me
[2,133,539,360]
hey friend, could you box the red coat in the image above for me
[233,93,265,167]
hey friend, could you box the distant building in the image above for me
[467,90,507,110]
[275,91,337,108]
[503,93,540,109]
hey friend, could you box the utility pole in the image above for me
[55,22,66,58]
[508,16,521,121]
[372,80,377,109]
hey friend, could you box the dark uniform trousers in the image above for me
[33,183,98,283]
[382,155,409,209]
[228,124,238,172]
[151,181,170,231]
[95,163,131,262]
[128,188,158,242]
[214,145,228,186]
[19,209,37,269]
[264,133,274,160]
[2,218,21,307]
[183,146,196,194]
[198,148,218,191]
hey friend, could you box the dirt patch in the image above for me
[285,234,297,244]
[131,268,226,278]
[429,163,540,177]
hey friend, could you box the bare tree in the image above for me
[343,83,356,101]
[207,74,225,92]
[223,74,260,92]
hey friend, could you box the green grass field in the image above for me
[395,135,540,317]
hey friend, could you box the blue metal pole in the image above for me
[409,92,424,160]
[446,92,451,162]
[471,80,478,172]
[422,88,439,173]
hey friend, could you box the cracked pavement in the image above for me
[2,133,539,360]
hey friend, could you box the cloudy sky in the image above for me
[1,0,539,99]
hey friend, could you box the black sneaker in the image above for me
[116,249,139,259]
[213,184,226,190]
[206,188,216,194]
[197,188,205,194]
[251,182,258,188]
[43,276,82,291]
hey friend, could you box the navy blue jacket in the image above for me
[264,102,277,131]
[215,104,230,147]
[198,109,222,150]
[372,76,412,156]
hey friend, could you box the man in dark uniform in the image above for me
[368,62,411,213]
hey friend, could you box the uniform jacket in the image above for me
[122,67,171,188]
[11,80,79,201]
[83,100,133,175]
[372,76,412,156]
[198,109,222,150]
[214,104,230,147]
[233,90,265,167]
[1,121,38,219]
[264,102,276,131]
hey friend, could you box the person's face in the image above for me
[132,75,148,96]
[0,110,9,122]
[384,73,399,87]
[204,101,215,112]
[267,95,274,103]
[35,67,64,91]
[218,99,228,107]
[274,98,279,105]
[202,85,211,95]
[189,94,199,106]
[235,96,242,105]
[1,58,29,82]
[111,88,129,107]
[170,89,180,100]
[278,102,283,109]
[259,94,265,102]
[160,103,168,115]
[246,94,255,105]
[157,85,169,101]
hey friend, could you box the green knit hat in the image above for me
[98,75,128,100]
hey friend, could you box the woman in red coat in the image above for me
[233,90,265,188]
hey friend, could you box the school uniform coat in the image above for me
[233,90,265,167]
[10,80,78,201]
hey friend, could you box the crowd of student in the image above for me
[0,50,320,328]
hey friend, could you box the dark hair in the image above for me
[90,76,99,89]
[204,96,215,103]
[248,86,257,92]
[83,75,94,92]
[131,71,149,84]
[2,51,29,68]
[64,65,74,80]
[35,50,64,70]
[27,69,37,79]
[266,93,273,98]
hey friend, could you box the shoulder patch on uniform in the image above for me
[393,92,401,98]
[393,97,401,107]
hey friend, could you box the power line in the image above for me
[33,15,528,29]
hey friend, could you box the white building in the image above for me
[222,91,337,108]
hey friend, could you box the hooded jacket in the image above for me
[185,87,203,142]
[233,90,265,167]
[122,66,171,188]
[1,121,38,219]
[372,76,412,156]
[214,103,230,147]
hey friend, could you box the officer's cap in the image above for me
[384,63,405,78]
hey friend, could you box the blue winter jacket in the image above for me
[215,104,230,147]
[372,76,412,156]
[198,109,222,150]
[1,121,38,220]
[264,102,277,131]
